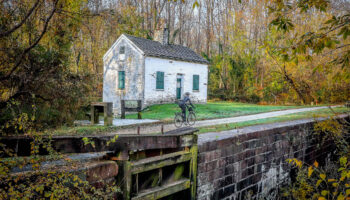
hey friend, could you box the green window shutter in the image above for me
[118,71,125,89]
[156,71,164,89]
[193,75,199,90]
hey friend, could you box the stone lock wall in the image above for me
[196,118,343,200]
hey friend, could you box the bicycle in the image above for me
[174,105,196,128]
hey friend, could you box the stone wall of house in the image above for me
[144,57,208,106]
[196,118,346,200]
[103,36,145,114]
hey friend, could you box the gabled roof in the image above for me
[123,34,209,64]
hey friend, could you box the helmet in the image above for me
[185,92,190,96]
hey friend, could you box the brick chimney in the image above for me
[154,28,169,45]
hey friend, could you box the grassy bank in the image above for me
[197,106,349,134]
[126,101,310,120]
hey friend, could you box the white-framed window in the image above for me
[119,46,125,60]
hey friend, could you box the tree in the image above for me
[0,0,92,133]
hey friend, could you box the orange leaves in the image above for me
[314,161,319,168]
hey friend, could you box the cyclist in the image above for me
[178,92,195,122]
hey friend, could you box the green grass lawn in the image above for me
[197,106,349,134]
[126,101,309,121]
[49,102,341,136]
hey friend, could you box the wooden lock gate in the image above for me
[0,127,199,200]
[117,127,198,200]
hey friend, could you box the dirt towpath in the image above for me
[107,106,337,135]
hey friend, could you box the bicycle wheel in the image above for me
[187,112,196,126]
[174,113,183,128]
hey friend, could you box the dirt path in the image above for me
[107,106,337,135]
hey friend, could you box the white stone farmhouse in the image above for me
[103,28,209,114]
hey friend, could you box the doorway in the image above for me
[176,74,183,100]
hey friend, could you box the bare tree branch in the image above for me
[0,0,41,38]
[0,0,59,81]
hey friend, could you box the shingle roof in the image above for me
[124,34,209,64]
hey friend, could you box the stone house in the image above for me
[103,28,209,114]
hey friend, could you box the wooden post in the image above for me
[137,126,140,135]
[137,100,142,119]
[159,149,163,187]
[123,161,132,200]
[90,105,95,124]
[91,106,99,124]
[161,125,164,134]
[104,102,113,126]
[121,100,125,119]
[190,134,198,200]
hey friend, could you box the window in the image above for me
[119,46,125,54]
[118,71,125,89]
[193,75,199,91]
[156,71,164,90]
[119,46,125,60]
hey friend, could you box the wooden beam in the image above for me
[131,179,190,200]
[131,151,191,174]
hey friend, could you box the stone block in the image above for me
[224,164,235,176]
[225,175,233,186]
[206,160,218,171]
[218,158,226,167]
[247,157,255,167]
[226,155,235,165]
[198,153,206,163]
[214,168,225,180]
[85,161,118,184]
[223,184,236,198]
[255,154,264,164]
[198,163,207,172]
[232,144,242,154]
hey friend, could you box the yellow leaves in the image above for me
[35,185,44,194]
[337,194,344,200]
[107,135,119,146]
[287,158,303,168]
[340,170,348,181]
[328,179,336,182]
[82,137,95,148]
[44,192,51,198]
[317,179,323,187]
[346,189,350,196]
[308,166,314,177]
[320,174,326,180]
[318,197,326,200]
[314,119,342,137]
[339,156,348,167]
[340,157,347,167]
[321,190,329,196]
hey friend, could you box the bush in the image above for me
[282,115,350,200]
